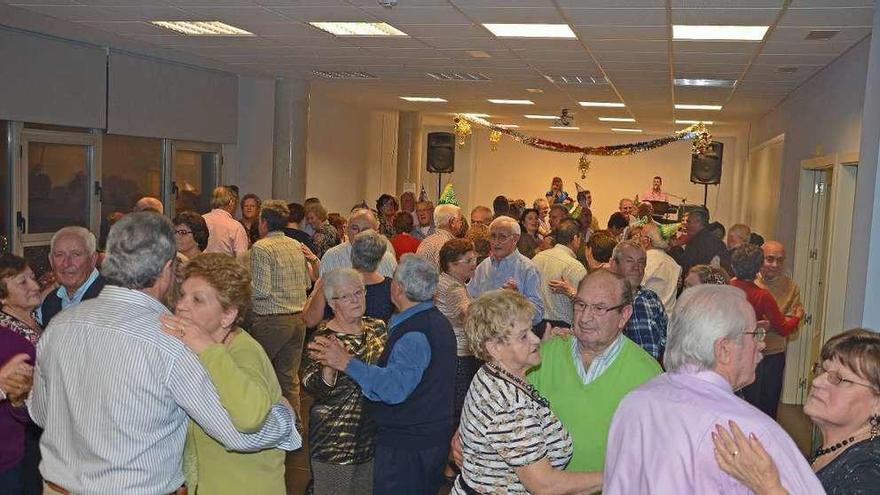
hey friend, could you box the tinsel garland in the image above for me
[453,114,713,176]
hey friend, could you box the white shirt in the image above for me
[319,241,398,277]
[643,248,681,315]
[203,208,249,257]
[532,244,587,324]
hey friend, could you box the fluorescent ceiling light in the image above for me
[612,128,642,133]
[488,99,534,105]
[310,22,407,37]
[524,114,558,119]
[496,124,519,129]
[598,117,636,123]
[676,119,715,125]
[674,78,736,88]
[526,88,544,93]
[400,96,447,102]
[550,126,580,130]
[483,23,576,39]
[675,104,723,111]
[673,25,769,41]
[151,21,253,36]
[579,101,625,108]
[462,113,490,118]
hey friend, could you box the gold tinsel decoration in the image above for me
[453,117,472,147]
[489,130,502,151]
[578,154,591,179]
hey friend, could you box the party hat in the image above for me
[574,182,587,194]
[418,185,428,202]
[438,183,459,206]
[658,222,682,240]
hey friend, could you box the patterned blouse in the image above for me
[311,223,340,259]
[0,310,41,346]
[301,317,387,464]
[454,365,572,494]
[434,273,472,356]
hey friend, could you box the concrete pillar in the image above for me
[272,79,309,201]
[396,111,422,195]
[844,1,880,328]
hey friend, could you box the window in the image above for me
[0,121,8,254]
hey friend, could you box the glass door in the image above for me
[167,140,220,216]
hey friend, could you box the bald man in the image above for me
[746,240,805,419]
[134,196,164,215]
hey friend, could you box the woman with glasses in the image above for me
[302,268,388,495]
[173,211,210,262]
[714,329,880,495]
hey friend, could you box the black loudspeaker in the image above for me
[427,132,455,173]
[690,141,723,185]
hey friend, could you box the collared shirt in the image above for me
[36,269,100,324]
[643,249,681,315]
[203,208,250,257]
[641,189,668,202]
[250,231,310,315]
[756,273,803,355]
[624,287,667,361]
[415,229,455,267]
[604,367,825,494]
[532,244,587,324]
[346,302,433,404]
[570,334,624,385]
[319,241,398,278]
[29,286,300,495]
[411,225,436,241]
[468,250,545,325]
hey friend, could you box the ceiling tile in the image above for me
[671,8,781,25]
[672,0,785,6]
[358,6,472,25]
[12,5,119,21]
[458,7,566,24]
[565,8,668,26]
[779,7,874,27]
[574,26,669,40]
[266,6,375,21]
[769,26,871,42]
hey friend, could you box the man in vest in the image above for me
[41,226,106,326]
[307,254,456,494]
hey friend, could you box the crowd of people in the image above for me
[0,177,878,495]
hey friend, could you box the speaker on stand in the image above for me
[690,141,723,206]
[427,132,455,199]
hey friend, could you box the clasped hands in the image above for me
[1,353,34,406]
[307,335,354,372]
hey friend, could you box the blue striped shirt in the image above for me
[29,286,300,495]
[570,334,624,385]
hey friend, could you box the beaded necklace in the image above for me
[485,362,551,408]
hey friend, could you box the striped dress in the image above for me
[453,365,572,494]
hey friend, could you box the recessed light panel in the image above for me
[483,23,576,39]
[400,96,447,102]
[488,99,534,105]
[310,22,407,37]
[579,101,625,108]
[550,126,580,130]
[673,25,769,41]
[612,128,643,133]
[496,124,519,129]
[426,72,490,82]
[462,113,490,118]
[598,117,636,123]
[151,21,253,36]
[312,70,377,79]
[674,78,736,88]
[675,104,723,111]
[524,115,558,119]
[676,119,715,125]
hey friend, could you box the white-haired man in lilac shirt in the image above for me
[604,284,824,494]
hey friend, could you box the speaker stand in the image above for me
[702,184,708,207]
[436,172,443,201]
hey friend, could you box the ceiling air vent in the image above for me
[426,72,491,81]
[544,75,609,85]
[312,70,378,79]
[776,66,799,74]
[805,30,840,41]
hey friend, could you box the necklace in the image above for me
[485,362,550,408]
[810,436,859,465]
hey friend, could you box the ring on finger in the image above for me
[731,450,739,457]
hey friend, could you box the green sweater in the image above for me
[185,330,286,494]
[527,335,661,472]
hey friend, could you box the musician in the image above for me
[641,176,667,202]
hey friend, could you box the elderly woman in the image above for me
[173,210,210,261]
[303,230,395,327]
[161,253,286,494]
[376,194,399,238]
[517,208,544,259]
[714,329,880,495]
[0,254,40,493]
[306,202,340,258]
[240,193,262,245]
[684,263,731,288]
[454,290,602,494]
[302,268,388,494]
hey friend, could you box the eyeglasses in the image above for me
[330,289,365,303]
[489,232,513,242]
[454,257,478,265]
[573,300,627,315]
[174,229,193,236]
[743,327,767,342]
[811,363,878,391]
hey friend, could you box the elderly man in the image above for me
[533,218,587,328]
[610,240,668,361]
[547,203,569,234]
[533,197,551,236]
[40,226,106,326]
[604,285,823,494]
[469,205,493,228]
[669,207,731,276]
[30,212,300,494]
[528,269,661,471]
[249,200,314,416]
[412,200,436,241]
[415,204,462,267]
[133,196,164,214]
[640,222,681,315]
[203,186,249,257]
[727,223,752,252]
[320,208,398,277]
[468,216,544,326]
[618,197,635,221]
[309,254,456,495]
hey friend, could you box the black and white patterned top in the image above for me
[817,436,880,494]
[453,365,572,494]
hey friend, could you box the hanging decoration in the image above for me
[453,116,472,147]
[453,114,712,162]
[489,129,502,151]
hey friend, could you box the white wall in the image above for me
[223,75,276,200]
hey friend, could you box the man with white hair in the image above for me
[639,222,681,314]
[415,203,462,267]
[319,208,398,277]
[727,223,752,252]
[610,240,668,361]
[468,216,544,326]
[40,226,106,326]
[604,285,823,494]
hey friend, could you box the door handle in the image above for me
[16,211,26,234]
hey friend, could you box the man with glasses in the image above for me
[467,216,544,327]
[415,204,462,267]
[604,284,823,494]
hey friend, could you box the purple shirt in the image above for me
[0,327,36,470]
[604,367,824,494]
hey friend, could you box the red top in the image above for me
[390,233,421,261]
[730,278,801,337]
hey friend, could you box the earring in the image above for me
[870,415,880,441]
